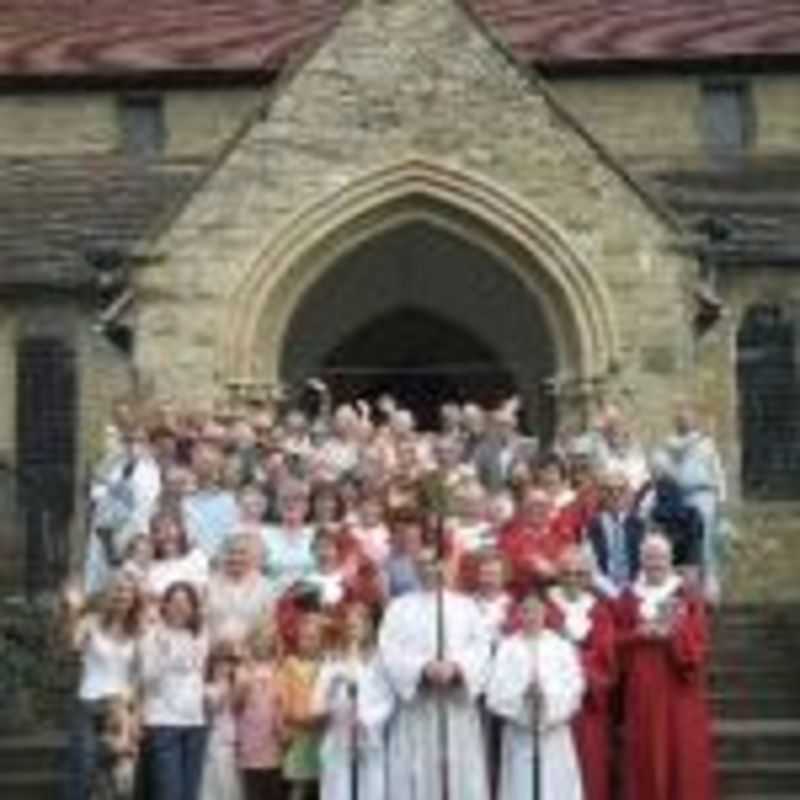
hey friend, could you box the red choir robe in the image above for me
[497,515,571,598]
[556,484,603,544]
[549,588,617,800]
[616,577,718,800]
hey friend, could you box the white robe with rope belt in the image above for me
[313,652,395,800]
[379,589,492,800]
[487,629,585,800]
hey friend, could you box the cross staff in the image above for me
[348,677,359,800]
[421,470,452,800]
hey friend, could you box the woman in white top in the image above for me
[206,533,275,643]
[139,580,210,800]
[145,512,209,600]
[60,572,141,800]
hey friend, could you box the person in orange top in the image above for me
[276,611,328,800]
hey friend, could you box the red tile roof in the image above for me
[0,0,798,79]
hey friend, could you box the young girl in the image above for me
[234,625,285,800]
[277,611,327,800]
[313,603,394,800]
[60,573,141,800]
[201,639,245,800]
[98,690,140,800]
[139,581,209,800]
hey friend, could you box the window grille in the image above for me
[737,303,800,499]
[117,94,166,158]
[700,81,754,158]
[16,336,77,593]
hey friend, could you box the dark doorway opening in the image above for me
[318,308,516,430]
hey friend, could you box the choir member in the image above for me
[313,602,394,800]
[379,546,492,800]
[487,588,585,800]
[616,534,717,800]
[550,548,616,800]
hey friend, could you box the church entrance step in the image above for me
[719,761,800,795]
[715,720,800,762]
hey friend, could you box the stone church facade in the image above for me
[0,0,799,596]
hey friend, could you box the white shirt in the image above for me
[206,572,275,642]
[78,618,137,702]
[139,625,209,727]
[145,548,210,598]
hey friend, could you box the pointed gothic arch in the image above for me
[220,159,620,418]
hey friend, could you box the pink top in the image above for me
[236,664,283,770]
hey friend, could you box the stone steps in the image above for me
[0,771,61,800]
[716,720,800,762]
[719,762,800,796]
[711,692,800,719]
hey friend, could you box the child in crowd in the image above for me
[313,602,394,800]
[201,637,245,800]
[277,612,327,800]
[98,690,140,800]
[119,533,153,586]
[305,533,347,608]
[234,626,286,800]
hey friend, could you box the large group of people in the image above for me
[60,386,726,800]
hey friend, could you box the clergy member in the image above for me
[487,587,585,800]
[617,534,717,800]
[549,547,616,800]
[378,544,492,800]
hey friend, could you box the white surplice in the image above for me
[487,629,585,800]
[378,589,492,800]
[313,652,395,800]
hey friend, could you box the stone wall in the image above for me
[0,89,261,157]
[134,0,695,444]
[1,74,797,163]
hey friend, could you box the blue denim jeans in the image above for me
[143,726,208,800]
[62,699,104,800]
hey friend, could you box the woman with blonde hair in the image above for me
[59,572,143,800]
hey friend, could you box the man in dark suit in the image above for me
[585,470,645,597]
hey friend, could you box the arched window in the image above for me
[737,303,800,499]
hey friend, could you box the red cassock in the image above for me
[497,516,571,597]
[573,599,616,800]
[616,584,718,800]
[556,484,603,544]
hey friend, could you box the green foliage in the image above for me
[0,600,52,698]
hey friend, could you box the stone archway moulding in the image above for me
[220,158,620,394]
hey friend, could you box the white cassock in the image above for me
[487,630,585,800]
[379,589,492,800]
[313,653,395,800]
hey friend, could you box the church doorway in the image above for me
[280,218,557,436]
[319,307,516,430]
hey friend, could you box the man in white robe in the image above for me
[379,546,492,800]
[487,591,585,800]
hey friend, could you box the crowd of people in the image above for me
[59,386,726,800]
